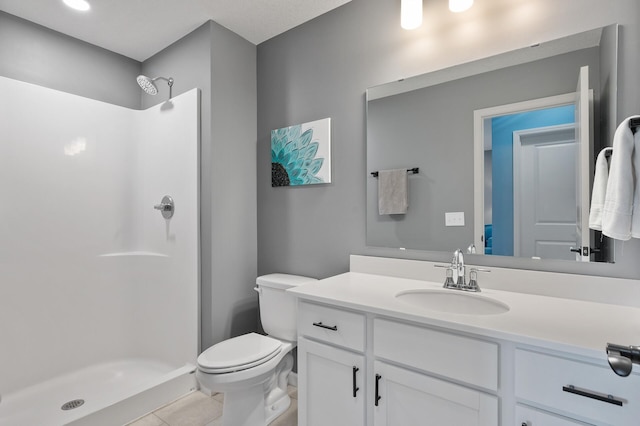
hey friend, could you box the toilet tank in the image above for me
[256,273,317,342]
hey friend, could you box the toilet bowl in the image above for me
[196,274,316,426]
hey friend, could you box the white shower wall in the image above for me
[0,76,199,398]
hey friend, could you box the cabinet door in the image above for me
[298,337,365,426]
[373,361,498,426]
[516,404,593,425]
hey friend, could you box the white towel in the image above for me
[602,116,640,240]
[588,147,612,230]
[378,169,408,215]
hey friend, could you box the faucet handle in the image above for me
[434,264,458,289]
[463,267,490,292]
[443,267,457,289]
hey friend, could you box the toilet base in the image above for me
[202,351,294,426]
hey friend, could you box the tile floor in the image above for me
[126,386,298,426]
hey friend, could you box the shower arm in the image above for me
[153,77,174,98]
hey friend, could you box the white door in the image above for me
[373,361,498,426]
[575,65,592,261]
[513,124,578,260]
[298,337,366,426]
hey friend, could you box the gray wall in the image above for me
[257,0,640,280]
[0,11,141,109]
[142,21,258,350]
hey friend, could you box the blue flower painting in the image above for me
[271,118,331,186]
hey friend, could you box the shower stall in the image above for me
[0,76,200,425]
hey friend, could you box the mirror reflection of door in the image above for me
[476,66,593,261]
[513,124,577,260]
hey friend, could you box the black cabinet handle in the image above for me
[375,374,382,406]
[562,385,623,406]
[352,366,360,397]
[312,322,337,331]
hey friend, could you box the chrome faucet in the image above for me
[435,249,489,292]
[452,249,465,288]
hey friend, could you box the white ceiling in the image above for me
[0,0,352,61]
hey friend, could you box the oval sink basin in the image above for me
[395,289,510,315]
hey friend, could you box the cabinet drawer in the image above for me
[516,404,592,425]
[298,302,365,352]
[373,318,498,391]
[515,348,640,425]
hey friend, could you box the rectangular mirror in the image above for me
[366,25,618,263]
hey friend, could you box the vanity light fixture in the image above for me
[401,0,423,30]
[449,0,474,13]
[63,0,90,12]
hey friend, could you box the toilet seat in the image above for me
[197,333,283,374]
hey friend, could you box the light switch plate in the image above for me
[445,212,465,227]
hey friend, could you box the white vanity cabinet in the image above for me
[297,301,499,426]
[514,348,640,426]
[297,302,367,426]
[298,337,366,426]
[289,263,640,426]
[373,318,499,426]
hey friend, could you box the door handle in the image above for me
[352,366,359,397]
[312,322,337,331]
[375,374,382,406]
[562,385,623,406]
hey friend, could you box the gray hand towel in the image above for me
[378,169,408,215]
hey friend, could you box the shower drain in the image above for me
[61,399,85,411]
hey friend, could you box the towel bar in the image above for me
[371,167,419,178]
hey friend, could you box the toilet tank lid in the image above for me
[256,273,317,290]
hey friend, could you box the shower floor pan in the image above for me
[0,359,197,426]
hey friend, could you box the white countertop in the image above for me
[288,272,640,360]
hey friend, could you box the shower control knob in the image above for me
[154,195,174,219]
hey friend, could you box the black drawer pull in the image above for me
[312,322,337,331]
[562,385,623,406]
[375,374,382,406]
[352,366,360,397]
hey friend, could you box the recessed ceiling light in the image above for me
[449,0,474,13]
[63,0,91,12]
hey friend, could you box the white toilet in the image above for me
[196,273,316,426]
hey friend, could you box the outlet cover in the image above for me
[445,212,465,227]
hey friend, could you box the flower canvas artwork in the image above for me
[271,118,332,186]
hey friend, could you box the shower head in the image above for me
[136,75,174,98]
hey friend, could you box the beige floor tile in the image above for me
[287,385,298,400]
[204,418,223,426]
[151,386,298,426]
[153,391,223,426]
[126,413,169,426]
[270,398,298,426]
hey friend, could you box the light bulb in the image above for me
[449,0,474,13]
[401,0,423,30]
[63,0,90,11]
